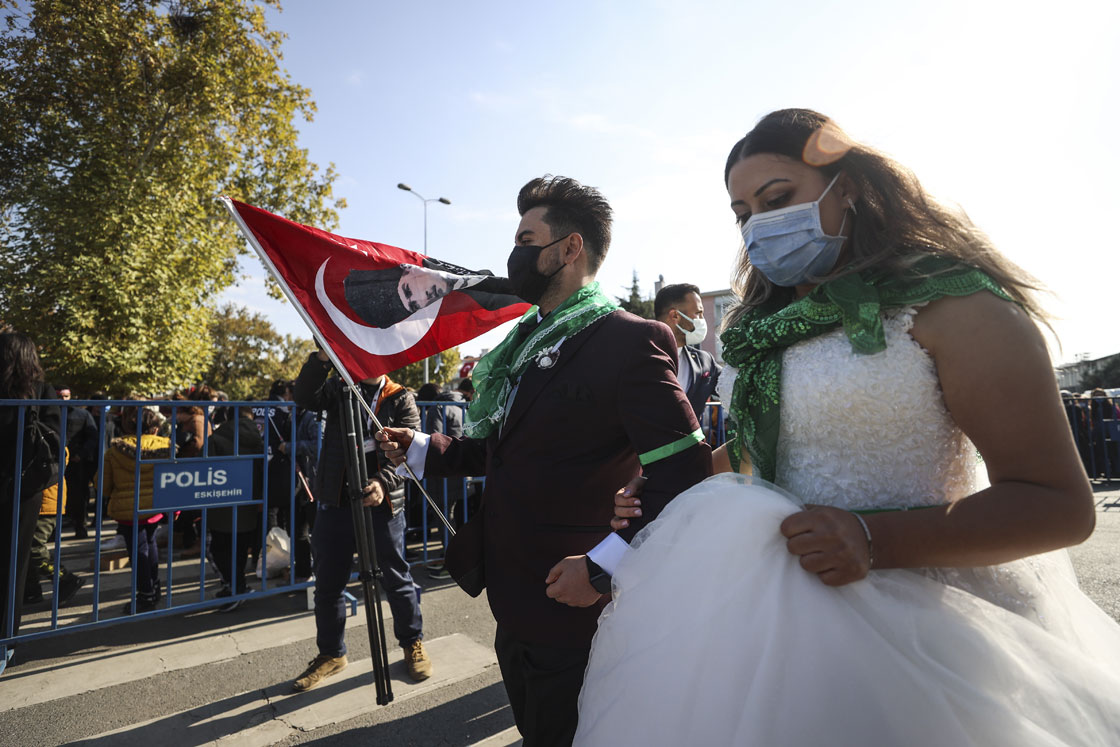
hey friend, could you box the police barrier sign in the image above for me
[152,460,256,510]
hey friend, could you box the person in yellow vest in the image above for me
[104,406,170,615]
[24,448,85,605]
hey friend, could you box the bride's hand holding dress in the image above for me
[779,505,872,586]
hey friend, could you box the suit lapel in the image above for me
[497,314,613,445]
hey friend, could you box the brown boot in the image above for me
[292,653,348,692]
[404,639,432,682]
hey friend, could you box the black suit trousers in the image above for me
[494,626,590,747]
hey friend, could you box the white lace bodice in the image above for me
[718,307,979,507]
[774,307,979,509]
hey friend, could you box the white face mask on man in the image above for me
[676,310,707,346]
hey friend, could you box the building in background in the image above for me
[1055,352,1120,392]
[700,289,736,365]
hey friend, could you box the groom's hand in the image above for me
[375,427,414,466]
[545,555,602,607]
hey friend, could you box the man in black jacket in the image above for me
[206,407,265,611]
[654,284,720,434]
[291,351,430,692]
[59,394,99,539]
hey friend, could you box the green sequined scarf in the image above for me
[719,257,1011,479]
[464,282,619,439]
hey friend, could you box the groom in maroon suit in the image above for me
[378,175,711,746]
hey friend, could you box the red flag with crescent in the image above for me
[223,198,529,383]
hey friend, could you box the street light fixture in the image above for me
[396,183,451,256]
[397,182,452,383]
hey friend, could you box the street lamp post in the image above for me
[397,183,452,382]
[397,183,451,256]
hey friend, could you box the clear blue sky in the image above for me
[221,0,1120,363]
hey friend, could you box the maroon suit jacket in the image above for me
[425,309,712,649]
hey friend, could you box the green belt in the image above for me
[851,504,945,515]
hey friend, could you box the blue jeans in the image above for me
[311,502,422,657]
[120,523,160,602]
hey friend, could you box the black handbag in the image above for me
[443,501,486,597]
[2,405,60,504]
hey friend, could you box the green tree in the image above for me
[1079,354,1120,391]
[199,303,312,401]
[390,349,463,391]
[617,270,655,319]
[0,0,344,396]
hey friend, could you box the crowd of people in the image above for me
[1062,388,1120,479]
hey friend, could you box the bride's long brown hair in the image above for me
[722,109,1046,330]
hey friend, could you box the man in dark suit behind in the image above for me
[654,283,720,434]
[377,176,712,746]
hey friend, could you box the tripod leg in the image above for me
[349,499,393,704]
[340,388,394,705]
[360,501,396,703]
[360,501,393,694]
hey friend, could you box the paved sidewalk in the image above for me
[0,570,515,746]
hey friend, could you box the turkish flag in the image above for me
[223,198,529,383]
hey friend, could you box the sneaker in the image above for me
[120,597,158,616]
[215,585,252,612]
[292,653,348,692]
[426,561,451,580]
[404,639,432,682]
[57,573,85,605]
[216,598,243,613]
[23,582,43,605]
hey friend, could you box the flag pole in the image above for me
[221,197,456,537]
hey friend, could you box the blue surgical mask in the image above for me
[740,173,849,287]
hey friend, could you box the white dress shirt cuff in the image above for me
[394,430,430,480]
[587,533,630,576]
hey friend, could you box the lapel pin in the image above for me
[534,339,565,370]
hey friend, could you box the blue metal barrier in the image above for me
[704,401,727,448]
[410,401,473,569]
[1,398,312,648]
[1063,397,1120,484]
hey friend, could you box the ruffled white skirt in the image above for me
[575,475,1120,746]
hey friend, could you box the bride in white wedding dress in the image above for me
[576,110,1120,746]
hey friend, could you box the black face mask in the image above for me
[506,234,569,305]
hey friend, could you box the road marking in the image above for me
[76,633,498,746]
[471,725,524,746]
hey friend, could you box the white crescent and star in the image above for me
[314,258,440,355]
